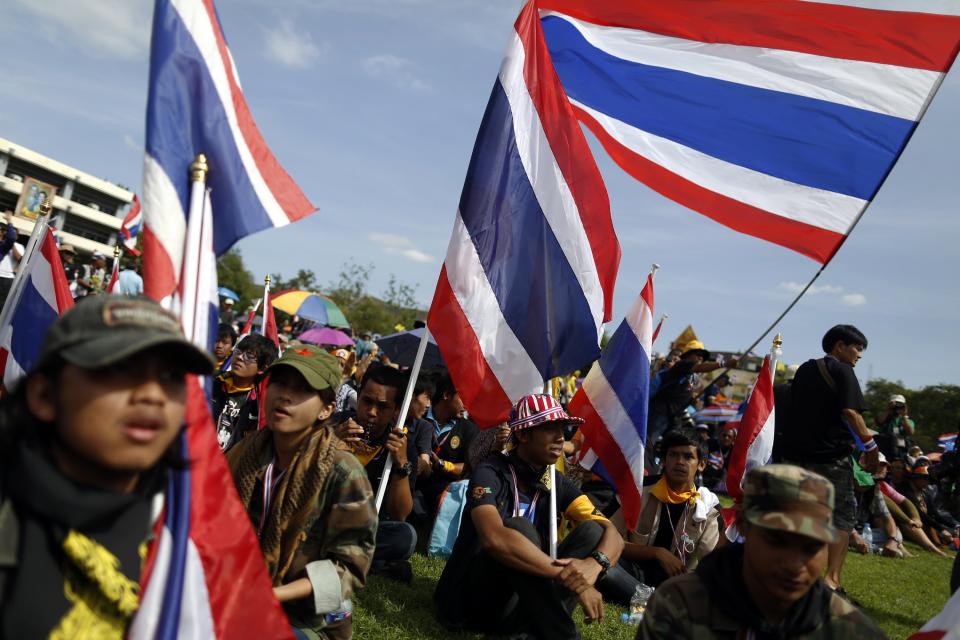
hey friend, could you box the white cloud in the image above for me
[264,19,325,69]
[778,282,866,307]
[362,55,431,91]
[11,0,149,58]
[368,232,434,263]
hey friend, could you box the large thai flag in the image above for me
[131,379,291,640]
[568,273,654,531]
[143,0,315,303]
[0,229,74,390]
[427,1,620,427]
[910,585,960,640]
[121,195,143,255]
[726,354,777,502]
[537,0,960,263]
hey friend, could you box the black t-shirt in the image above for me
[434,451,586,624]
[409,418,434,458]
[362,433,419,521]
[640,502,687,587]
[433,417,479,464]
[783,356,865,462]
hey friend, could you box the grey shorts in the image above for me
[789,456,857,533]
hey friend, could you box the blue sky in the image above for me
[2,0,958,389]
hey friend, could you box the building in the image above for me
[0,136,134,255]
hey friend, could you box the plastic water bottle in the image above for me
[620,583,655,625]
[862,523,875,553]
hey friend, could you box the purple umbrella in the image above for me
[297,327,354,347]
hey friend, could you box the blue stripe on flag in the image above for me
[157,433,192,639]
[9,278,58,372]
[147,0,275,254]
[458,81,599,377]
[541,16,915,201]
[597,318,649,440]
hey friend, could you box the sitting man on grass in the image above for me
[333,365,419,582]
[228,345,377,639]
[434,394,624,640]
[637,464,886,639]
[614,429,722,591]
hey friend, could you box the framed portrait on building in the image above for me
[15,177,58,221]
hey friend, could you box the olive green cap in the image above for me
[36,296,214,374]
[743,464,838,544]
[266,344,341,392]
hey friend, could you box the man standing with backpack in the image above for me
[779,325,879,601]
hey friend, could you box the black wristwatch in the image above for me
[391,462,413,478]
[589,550,611,579]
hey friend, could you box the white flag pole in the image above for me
[177,154,210,342]
[0,200,52,326]
[260,275,271,336]
[375,326,431,513]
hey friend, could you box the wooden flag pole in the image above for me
[375,326,432,513]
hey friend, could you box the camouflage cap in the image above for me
[266,344,341,392]
[743,464,838,544]
[37,296,214,373]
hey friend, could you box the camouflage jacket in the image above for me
[228,429,378,640]
[636,546,887,640]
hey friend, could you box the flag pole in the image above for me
[374,325,432,513]
[108,244,121,294]
[0,199,52,326]
[259,275,270,336]
[652,313,668,345]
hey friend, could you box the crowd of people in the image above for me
[0,287,957,639]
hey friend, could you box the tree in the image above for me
[864,378,960,451]
[216,249,258,308]
[322,260,424,335]
[269,269,318,293]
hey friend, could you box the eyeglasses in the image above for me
[234,350,257,362]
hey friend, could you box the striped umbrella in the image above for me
[271,290,349,327]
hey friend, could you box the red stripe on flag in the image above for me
[516,3,621,321]
[183,377,292,638]
[573,105,845,263]
[199,0,314,223]
[537,0,960,71]
[428,267,513,428]
[39,231,76,312]
[142,225,178,302]
[569,390,642,531]
[726,356,775,502]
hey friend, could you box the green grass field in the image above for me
[352,545,954,639]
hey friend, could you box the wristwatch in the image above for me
[392,462,413,478]
[589,550,611,579]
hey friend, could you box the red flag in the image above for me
[263,290,280,349]
[725,355,775,502]
[106,256,120,295]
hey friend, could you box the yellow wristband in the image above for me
[442,460,456,474]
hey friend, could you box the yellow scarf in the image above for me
[649,476,699,505]
[220,374,254,395]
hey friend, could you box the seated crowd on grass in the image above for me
[2,304,957,639]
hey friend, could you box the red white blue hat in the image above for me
[508,394,584,431]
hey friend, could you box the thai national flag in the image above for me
[121,195,143,256]
[568,272,654,531]
[938,433,957,453]
[726,354,776,503]
[427,1,620,427]
[0,229,74,390]
[910,585,960,640]
[143,0,315,304]
[537,0,960,263]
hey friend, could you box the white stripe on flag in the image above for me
[169,0,288,228]
[543,11,939,120]
[143,154,187,292]
[572,99,866,234]
[444,211,543,401]
[581,365,645,489]
[624,290,653,350]
[499,32,606,335]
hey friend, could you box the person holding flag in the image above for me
[0,296,213,637]
[434,394,623,639]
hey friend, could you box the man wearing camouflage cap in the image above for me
[637,464,886,639]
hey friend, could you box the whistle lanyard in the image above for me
[258,459,287,539]
[508,464,542,522]
[434,428,454,455]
